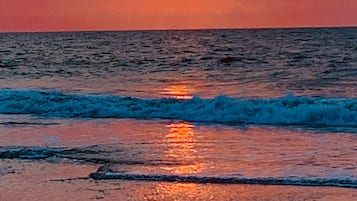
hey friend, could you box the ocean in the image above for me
[0,28,356,200]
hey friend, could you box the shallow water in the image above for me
[0,116,356,188]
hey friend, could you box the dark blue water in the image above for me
[0,28,356,98]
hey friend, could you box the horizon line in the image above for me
[0,25,356,34]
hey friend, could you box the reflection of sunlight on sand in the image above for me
[161,84,193,99]
[156,183,201,199]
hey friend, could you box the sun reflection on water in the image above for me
[161,84,194,100]
[155,122,205,198]
[157,82,207,197]
[164,122,202,174]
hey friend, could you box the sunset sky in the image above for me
[0,0,356,32]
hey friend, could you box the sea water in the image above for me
[0,28,356,188]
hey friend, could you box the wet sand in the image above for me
[1,159,356,201]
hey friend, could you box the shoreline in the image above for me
[1,159,356,201]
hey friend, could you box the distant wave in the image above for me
[90,172,356,188]
[0,89,356,127]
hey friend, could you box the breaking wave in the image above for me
[0,89,356,127]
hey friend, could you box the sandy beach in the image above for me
[1,159,356,201]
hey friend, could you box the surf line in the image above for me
[89,170,357,188]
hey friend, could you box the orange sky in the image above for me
[0,0,356,32]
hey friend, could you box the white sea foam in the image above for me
[0,89,356,127]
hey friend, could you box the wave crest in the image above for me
[0,89,356,127]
